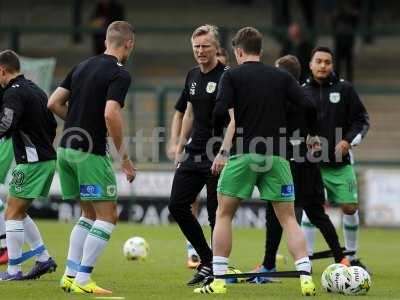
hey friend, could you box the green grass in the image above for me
[0,221,399,299]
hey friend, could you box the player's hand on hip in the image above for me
[121,158,136,183]
[211,153,227,176]
[335,140,350,158]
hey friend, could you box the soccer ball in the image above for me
[123,236,149,260]
[345,266,371,295]
[321,263,347,293]
[331,267,352,294]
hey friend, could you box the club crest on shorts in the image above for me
[106,185,117,197]
[206,82,217,93]
[329,92,341,103]
[11,170,25,186]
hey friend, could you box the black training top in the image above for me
[214,61,316,157]
[60,54,131,155]
[0,75,57,164]
[175,61,228,156]
[303,75,369,167]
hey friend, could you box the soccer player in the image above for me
[0,50,57,280]
[195,27,317,296]
[168,24,228,285]
[48,21,136,294]
[250,55,350,284]
[302,46,370,271]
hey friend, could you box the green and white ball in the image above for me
[345,266,371,295]
[123,236,150,260]
[321,263,347,293]
[331,267,352,294]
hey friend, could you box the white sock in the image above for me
[0,199,6,248]
[6,220,24,275]
[23,216,50,262]
[343,211,359,260]
[213,256,228,277]
[295,256,312,278]
[65,217,94,277]
[301,212,316,256]
[75,220,115,285]
[186,240,199,258]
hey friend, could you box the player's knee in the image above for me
[80,202,96,220]
[216,206,231,219]
[168,202,182,218]
[5,206,25,220]
[96,210,118,224]
[341,205,358,215]
[81,209,96,221]
[168,198,190,216]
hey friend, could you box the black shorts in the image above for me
[290,160,325,207]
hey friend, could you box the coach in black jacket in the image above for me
[301,46,370,272]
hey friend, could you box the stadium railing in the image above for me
[1,24,400,53]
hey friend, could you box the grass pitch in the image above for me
[0,221,399,300]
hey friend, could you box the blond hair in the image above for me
[191,24,220,46]
[106,21,135,47]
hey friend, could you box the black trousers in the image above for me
[168,155,218,264]
[262,162,344,269]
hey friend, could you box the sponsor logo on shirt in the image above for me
[206,82,217,93]
[329,92,341,103]
[281,184,294,197]
[190,82,197,95]
[11,84,20,88]
[80,184,102,198]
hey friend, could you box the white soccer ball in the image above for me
[345,266,371,295]
[331,267,352,294]
[123,236,149,260]
[321,263,347,293]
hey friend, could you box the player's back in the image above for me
[218,61,308,155]
[3,75,57,163]
[61,54,131,155]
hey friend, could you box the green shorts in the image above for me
[320,165,358,204]
[217,154,295,201]
[57,148,117,201]
[0,138,14,184]
[9,160,56,199]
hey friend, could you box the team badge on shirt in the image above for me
[329,92,341,103]
[190,82,197,95]
[206,82,217,94]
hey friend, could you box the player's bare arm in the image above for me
[48,87,70,120]
[167,110,184,160]
[105,100,135,183]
